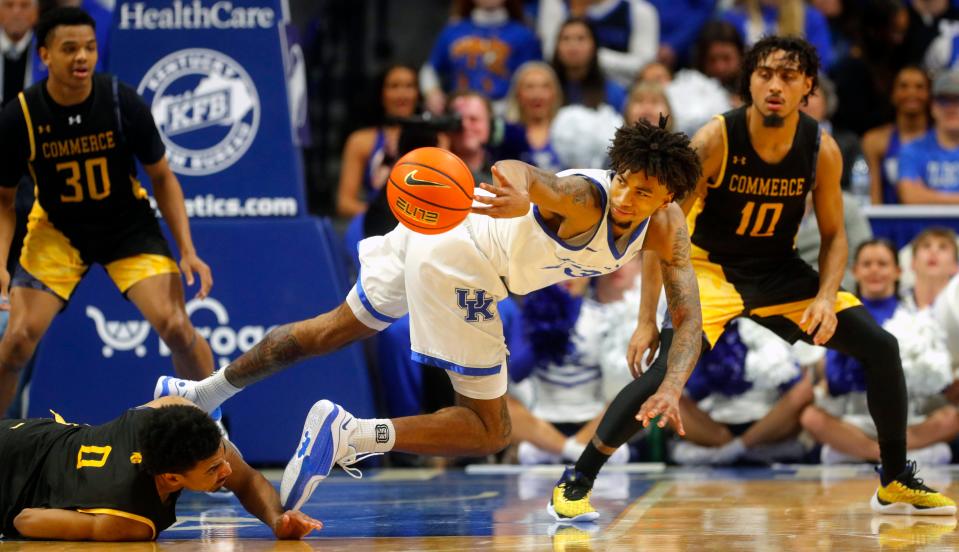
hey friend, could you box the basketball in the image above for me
[386,147,475,235]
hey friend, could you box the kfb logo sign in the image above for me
[86,297,271,367]
[138,48,260,176]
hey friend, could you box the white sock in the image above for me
[193,370,242,413]
[716,437,746,463]
[561,437,586,461]
[352,419,396,453]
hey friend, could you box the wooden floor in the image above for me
[1,464,957,551]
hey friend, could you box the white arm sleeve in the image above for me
[597,0,659,85]
[537,0,567,62]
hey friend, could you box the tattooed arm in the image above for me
[635,204,703,434]
[471,160,604,233]
[223,304,378,388]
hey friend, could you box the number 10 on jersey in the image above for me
[735,201,783,237]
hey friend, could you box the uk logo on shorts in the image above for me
[456,288,495,322]
[138,48,260,176]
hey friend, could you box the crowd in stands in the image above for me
[6,0,959,468]
[333,0,959,468]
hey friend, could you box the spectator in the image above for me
[420,0,541,115]
[897,69,959,203]
[504,61,565,173]
[830,0,910,135]
[647,0,716,69]
[692,20,745,103]
[801,239,958,466]
[538,0,659,86]
[810,0,858,62]
[549,17,627,110]
[908,0,959,71]
[622,80,673,129]
[636,60,672,86]
[669,318,813,466]
[861,66,931,204]
[904,227,959,310]
[447,90,496,183]
[0,0,37,106]
[336,64,420,218]
[720,0,834,70]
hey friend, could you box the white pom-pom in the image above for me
[666,70,732,136]
[883,307,953,398]
[550,104,624,169]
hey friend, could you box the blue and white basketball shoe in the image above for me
[153,375,225,434]
[280,400,375,511]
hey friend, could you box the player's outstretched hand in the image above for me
[799,297,837,346]
[180,253,214,299]
[0,266,10,311]
[272,510,323,540]
[636,388,684,436]
[627,322,660,378]
[471,164,530,218]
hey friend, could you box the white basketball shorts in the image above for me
[346,221,509,400]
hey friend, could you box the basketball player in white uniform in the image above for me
[153,119,705,512]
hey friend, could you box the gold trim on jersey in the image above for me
[749,292,862,326]
[76,508,157,540]
[18,92,36,162]
[130,175,148,200]
[690,247,746,346]
[710,114,728,189]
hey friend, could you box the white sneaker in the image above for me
[909,443,953,467]
[280,400,378,511]
[518,441,562,465]
[607,444,630,465]
[154,375,198,402]
[820,444,863,465]
[671,440,742,465]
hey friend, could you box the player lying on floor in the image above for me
[0,396,321,541]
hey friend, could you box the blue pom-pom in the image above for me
[521,285,583,366]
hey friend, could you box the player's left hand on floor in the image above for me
[180,253,214,299]
[636,390,685,436]
[273,510,323,539]
[800,298,837,346]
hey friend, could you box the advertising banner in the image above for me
[109,0,306,218]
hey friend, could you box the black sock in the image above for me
[574,442,608,481]
[879,439,907,486]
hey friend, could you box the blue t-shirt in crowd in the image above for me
[898,130,959,194]
[428,19,541,101]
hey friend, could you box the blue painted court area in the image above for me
[3,465,957,550]
[164,467,658,540]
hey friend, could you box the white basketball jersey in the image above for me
[469,169,650,295]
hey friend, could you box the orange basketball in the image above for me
[386,147,475,235]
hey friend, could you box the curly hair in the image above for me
[138,405,222,475]
[739,35,819,107]
[607,117,701,200]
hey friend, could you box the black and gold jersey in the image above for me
[689,106,821,262]
[0,409,178,539]
[0,74,168,264]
